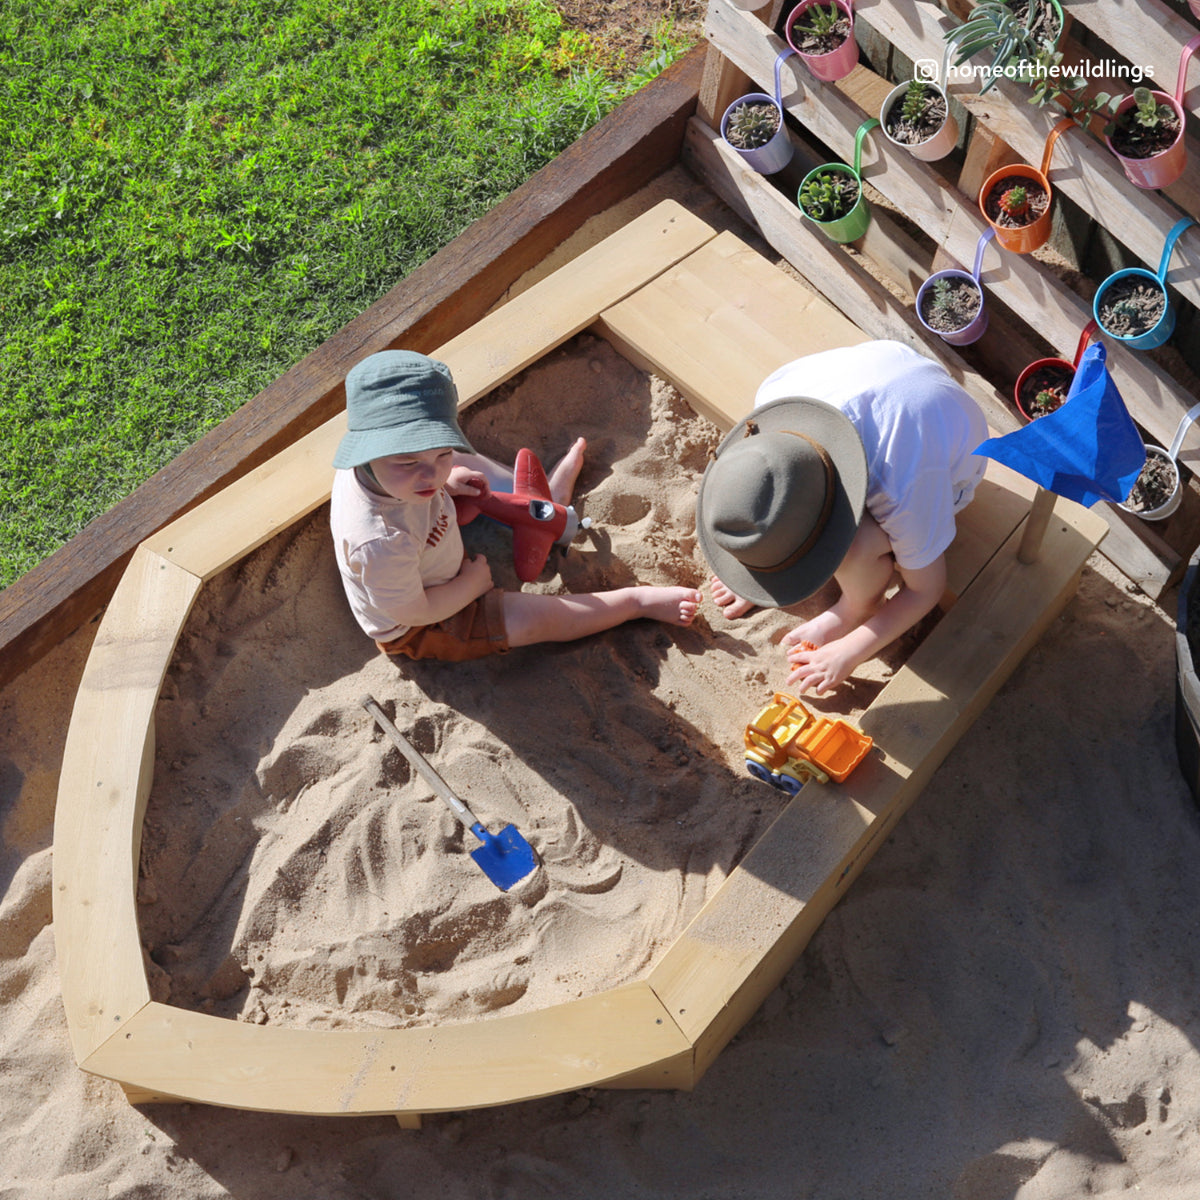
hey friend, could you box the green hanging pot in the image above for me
[797,118,877,244]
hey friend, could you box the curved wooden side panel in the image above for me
[52,545,203,1062]
[80,986,692,1116]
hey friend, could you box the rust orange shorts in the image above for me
[375,589,509,663]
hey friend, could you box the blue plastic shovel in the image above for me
[361,695,539,892]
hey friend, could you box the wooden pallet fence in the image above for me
[699,0,1200,577]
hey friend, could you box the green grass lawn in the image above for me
[0,0,691,588]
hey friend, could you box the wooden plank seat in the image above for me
[52,198,1107,1121]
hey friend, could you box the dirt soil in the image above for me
[786,10,853,56]
[1097,278,1168,339]
[884,84,949,146]
[556,0,705,70]
[1123,449,1179,515]
[919,274,981,334]
[1108,102,1182,161]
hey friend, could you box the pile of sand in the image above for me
[135,334,869,1033]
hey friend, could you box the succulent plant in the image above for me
[725,100,781,150]
[799,171,856,221]
[900,79,929,123]
[942,0,1057,94]
[931,277,954,313]
[1129,86,1171,130]
[999,184,1028,216]
[796,2,842,38]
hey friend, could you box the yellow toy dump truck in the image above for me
[744,692,873,795]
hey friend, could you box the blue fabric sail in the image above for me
[975,343,1145,508]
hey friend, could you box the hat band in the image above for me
[754,431,836,574]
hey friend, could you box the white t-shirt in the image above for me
[755,341,988,570]
[329,467,465,641]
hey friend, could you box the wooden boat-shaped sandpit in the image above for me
[43,33,1119,1122]
[52,194,1106,1124]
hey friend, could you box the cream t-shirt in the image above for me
[755,341,988,570]
[329,467,465,641]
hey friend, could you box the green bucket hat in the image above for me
[696,396,868,608]
[333,350,472,469]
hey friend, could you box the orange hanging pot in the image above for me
[979,117,1074,254]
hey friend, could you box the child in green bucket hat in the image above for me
[330,350,700,662]
[697,341,988,696]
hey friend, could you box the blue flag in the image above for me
[975,343,1145,508]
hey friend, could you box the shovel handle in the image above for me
[361,695,478,828]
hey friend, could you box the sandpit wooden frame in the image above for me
[53,197,1108,1121]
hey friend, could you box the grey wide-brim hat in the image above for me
[696,396,868,609]
[333,350,472,469]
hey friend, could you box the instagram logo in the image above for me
[914,59,940,83]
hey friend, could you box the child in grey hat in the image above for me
[330,350,700,662]
[697,340,987,696]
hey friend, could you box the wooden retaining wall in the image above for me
[688,0,1200,597]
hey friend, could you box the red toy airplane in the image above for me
[453,448,589,582]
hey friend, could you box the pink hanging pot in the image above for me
[785,0,857,83]
[1105,35,1200,190]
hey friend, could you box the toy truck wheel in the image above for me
[746,759,774,786]
[773,772,803,796]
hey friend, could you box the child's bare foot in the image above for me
[549,437,587,505]
[781,606,853,650]
[709,574,755,619]
[636,586,702,626]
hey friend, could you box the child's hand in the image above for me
[446,467,489,498]
[458,552,494,597]
[784,639,854,696]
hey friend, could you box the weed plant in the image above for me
[0,0,690,586]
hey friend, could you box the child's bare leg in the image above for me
[455,451,513,493]
[782,517,895,648]
[456,438,587,503]
[548,437,586,505]
[709,575,756,619]
[502,585,701,647]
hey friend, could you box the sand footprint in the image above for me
[585,491,652,527]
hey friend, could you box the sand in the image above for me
[5,335,1200,1197]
